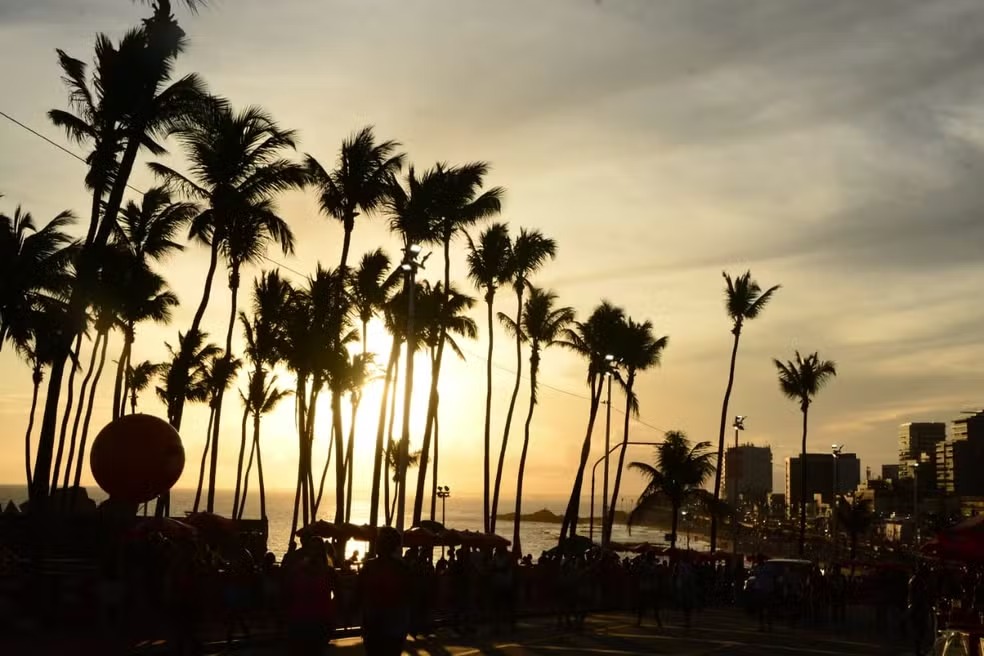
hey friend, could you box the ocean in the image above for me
[0,484,698,559]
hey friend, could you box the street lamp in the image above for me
[601,354,618,547]
[831,444,843,558]
[681,509,691,550]
[396,241,425,532]
[733,415,746,448]
[436,485,451,525]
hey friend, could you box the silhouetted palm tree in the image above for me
[192,352,241,512]
[511,287,574,555]
[709,271,780,551]
[386,440,421,522]
[305,127,404,271]
[836,496,874,560]
[491,228,556,534]
[150,100,304,436]
[109,187,195,417]
[605,319,668,546]
[413,162,503,526]
[341,353,376,522]
[35,3,206,499]
[0,206,76,350]
[558,301,625,541]
[126,360,165,414]
[350,249,399,355]
[157,330,221,424]
[465,222,512,532]
[774,350,837,555]
[236,373,290,520]
[628,431,715,549]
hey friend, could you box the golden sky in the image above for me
[1,0,983,508]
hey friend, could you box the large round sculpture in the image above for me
[90,414,185,504]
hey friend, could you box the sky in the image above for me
[1,0,983,514]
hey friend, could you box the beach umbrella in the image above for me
[403,526,438,548]
[90,414,185,504]
[184,511,236,543]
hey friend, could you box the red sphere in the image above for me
[90,414,185,504]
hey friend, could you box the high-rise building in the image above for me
[938,411,984,496]
[881,464,900,482]
[898,423,945,489]
[785,452,861,510]
[724,444,772,507]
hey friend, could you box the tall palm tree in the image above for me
[386,440,421,523]
[350,249,399,355]
[109,186,196,417]
[236,373,291,520]
[0,206,76,350]
[558,302,626,541]
[490,228,556,533]
[709,271,780,551]
[604,319,668,546]
[512,287,574,555]
[342,353,376,523]
[150,99,305,434]
[126,360,165,414]
[156,330,222,424]
[627,431,715,549]
[774,350,837,555]
[305,126,404,271]
[191,352,241,512]
[465,222,512,532]
[413,163,503,526]
[35,3,206,500]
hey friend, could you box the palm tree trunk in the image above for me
[60,332,102,491]
[25,368,43,488]
[491,286,524,533]
[710,329,741,552]
[670,500,680,549]
[193,407,215,513]
[74,330,111,490]
[430,396,440,521]
[798,405,809,556]
[482,290,495,533]
[32,134,140,502]
[254,408,267,520]
[173,239,221,431]
[239,435,256,520]
[332,389,346,524]
[514,350,539,555]
[560,375,603,542]
[605,370,635,545]
[369,339,399,528]
[111,326,134,420]
[206,271,240,513]
[396,268,417,532]
[345,396,359,523]
[231,401,250,518]
[51,333,85,492]
[290,374,308,538]
[385,356,399,525]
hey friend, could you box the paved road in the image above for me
[210,608,909,656]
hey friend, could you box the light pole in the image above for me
[437,485,450,526]
[831,443,843,559]
[601,354,617,546]
[910,455,926,546]
[396,242,423,532]
[733,415,746,449]
[682,509,691,550]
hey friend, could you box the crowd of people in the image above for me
[4,521,981,655]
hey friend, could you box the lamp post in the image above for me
[910,455,926,546]
[831,443,843,559]
[601,354,617,546]
[589,440,661,542]
[437,485,450,526]
[396,242,423,532]
[682,509,691,550]
[733,415,746,449]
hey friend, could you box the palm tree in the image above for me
[709,271,780,551]
[413,163,503,526]
[152,101,301,512]
[557,302,625,541]
[465,222,512,532]
[0,206,76,350]
[109,187,196,417]
[386,440,421,522]
[512,287,574,555]
[774,350,837,555]
[604,319,668,547]
[341,353,376,522]
[126,360,165,414]
[415,282,478,520]
[305,126,404,271]
[627,431,715,549]
[156,330,221,425]
[350,249,399,355]
[490,228,556,534]
[150,99,305,435]
[35,3,206,500]
[191,352,241,512]
[236,373,290,520]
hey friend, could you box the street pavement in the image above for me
[210,608,909,656]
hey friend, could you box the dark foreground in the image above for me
[106,608,902,656]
